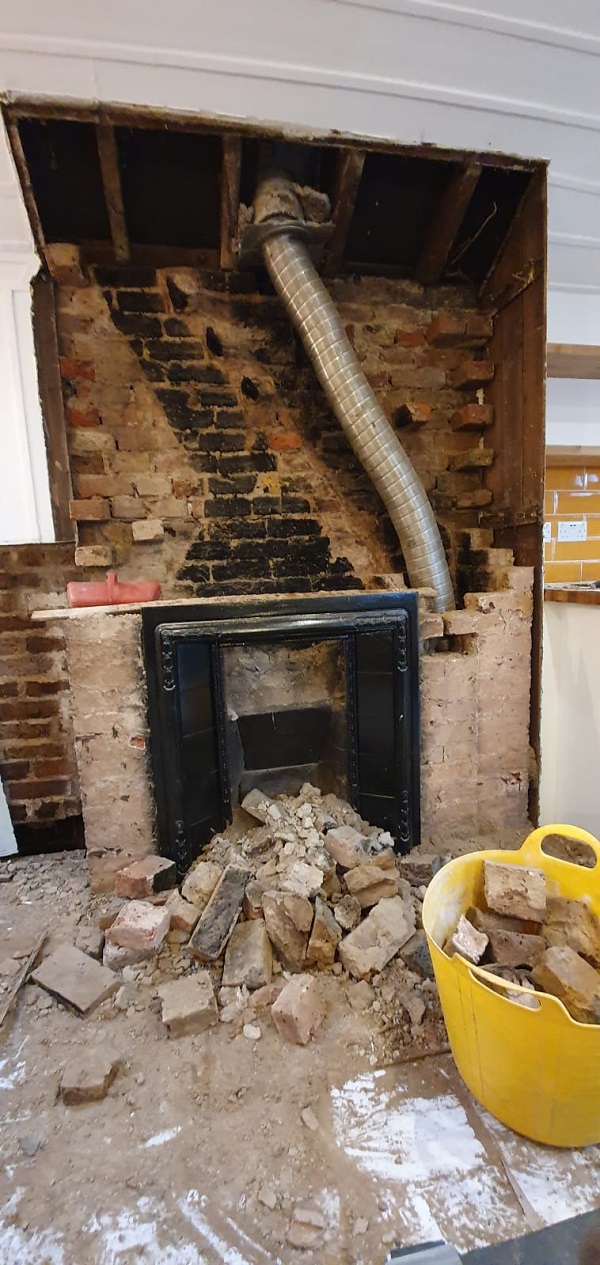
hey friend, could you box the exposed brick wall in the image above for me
[420,566,533,836]
[56,266,495,596]
[63,613,155,892]
[0,544,80,825]
[2,265,513,840]
[64,562,533,891]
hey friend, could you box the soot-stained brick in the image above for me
[103,286,361,598]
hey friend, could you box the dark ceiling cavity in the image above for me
[10,111,536,285]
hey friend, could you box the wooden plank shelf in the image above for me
[547,344,600,379]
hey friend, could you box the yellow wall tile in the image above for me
[546,466,586,490]
[555,491,600,515]
[545,561,583,583]
[582,562,600,580]
[553,540,600,561]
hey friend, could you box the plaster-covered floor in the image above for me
[1,851,599,1264]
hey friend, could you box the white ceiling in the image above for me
[1,0,600,292]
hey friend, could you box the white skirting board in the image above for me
[0,778,17,857]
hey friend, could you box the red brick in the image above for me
[0,681,19,697]
[33,757,77,777]
[9,777,72,800]
[267,433,302,451]
[24,680,69,697]
[25,635,65,654]
[395,328,426,347]
[172,477,197,498]
[69,498,109,521]
[67,405,101,428]
[449,360,495,390]
[9,804,28,822]
[71,453,105,476]
[1,720,53,739]
[427,313,467,346]
[75,473,134,498]
[0,700,60,721]
[451,404,494,431]
[466,314,493,343]
[0,759,30,780]
[60,357,96,381]
[113,429,156,452]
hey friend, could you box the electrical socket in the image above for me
[543,522,551,543]
[557,521,587,542]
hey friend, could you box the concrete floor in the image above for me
[1,850,600,1264]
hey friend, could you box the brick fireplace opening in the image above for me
[1,100,546,889]
[142,592,420,874]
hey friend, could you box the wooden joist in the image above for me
[416,161,481,285]
[323,149,365,276]
[547,344,600,380]
[96,124,129,262]
[219,135,242,271]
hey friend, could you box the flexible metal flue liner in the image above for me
[262,229,454,612]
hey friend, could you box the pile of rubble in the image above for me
[446,859,600,1022]
[24,785,446,1062]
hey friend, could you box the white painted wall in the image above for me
[546,289,600,448]
[0,122,53,544]
[540,602,600,838]
[1,0,600,538]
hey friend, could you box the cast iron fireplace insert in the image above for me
[142,592,420,875]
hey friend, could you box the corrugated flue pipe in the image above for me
[254,174,455,612]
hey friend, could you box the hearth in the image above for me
[142,592,419,875]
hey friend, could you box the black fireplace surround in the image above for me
[142,593,420,875]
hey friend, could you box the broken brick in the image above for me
[32,945,118,1014]
[181,861,222,908]
[483,861,546,924]
[323,825,369,870]
[487,928,545,969]
[271,974,325,1045]
[74,926,105,961]
[60,1051,120,1105]
[158,972,219,1037]
[446,914,488,964]
[532,946,600,1024]
[222,920,272,990]
[105,900,170,952]
[166,891,200,935]
[114,855,176,899]
[343,854,401,908]
[338,895,416,979]
[332,894,362,931]
[543,896,600,966]
[188,864,249,962]
[262,891,312,970]
[396,853,443,887]
[306,898,342,969]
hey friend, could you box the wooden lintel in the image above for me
[96,124,129,262]
[2,112,45,254]
[31,274,75,541]
[547,344,600,380]
[219,134,242,270]
[323,149,365,276]
[2,99,544,176]
[416,161,481,285]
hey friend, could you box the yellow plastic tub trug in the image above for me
[422,824,600,1147]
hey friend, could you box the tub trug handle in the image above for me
[518,824,600,870]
